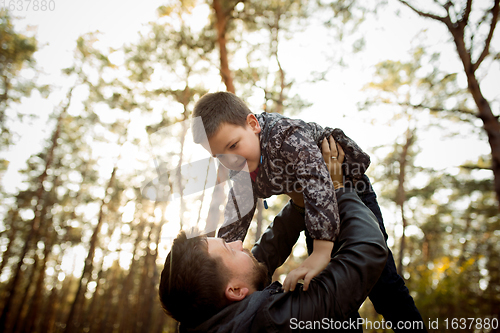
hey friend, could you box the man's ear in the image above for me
[225,283,250,302]
[246,114,261,134]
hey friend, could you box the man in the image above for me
[159,139,388,332]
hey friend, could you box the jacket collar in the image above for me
[179,282,282,333]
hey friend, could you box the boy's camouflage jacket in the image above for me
[217,112,370,243]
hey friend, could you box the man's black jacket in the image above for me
[179,188,388,332]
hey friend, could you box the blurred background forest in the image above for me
[0,0,499,332]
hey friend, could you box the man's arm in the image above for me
[251,201,305,283]
[252,188,388,332]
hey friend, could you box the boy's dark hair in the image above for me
[158,231,230,326]
[192,91,252,143]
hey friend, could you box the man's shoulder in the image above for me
[180,283,282,333]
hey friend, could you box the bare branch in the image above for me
[460,0,473,26]
[397,101,477,116]
[398,0,447,22]
[443,1,453,16]
[460,164,492,171]
[473,0,500,71]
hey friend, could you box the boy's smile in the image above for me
[205,114,262,173]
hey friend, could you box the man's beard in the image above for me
[243,249,269,291]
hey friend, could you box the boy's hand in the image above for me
[282,239,334,292]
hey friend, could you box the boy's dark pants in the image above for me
[305,175,427,332]
[353,175,427,332]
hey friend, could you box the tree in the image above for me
[363,44,499,327]
[397,0,500,208]
[0,10,38,149]
[0,87,74,332]
[211,0,237,92]
[363,47,445,275]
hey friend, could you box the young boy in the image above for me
[192,91,427,331]
[192,91,370,289]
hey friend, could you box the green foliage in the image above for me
[0,10,38,175]
[0,10,37,93]
[363,45,476,127]
[363,32,498,327]
[370,149,499,330]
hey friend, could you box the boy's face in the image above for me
[205,114,261,172]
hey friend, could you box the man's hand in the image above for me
[282,239,333,292]
[287,136,345,207]
[322,135,345,190]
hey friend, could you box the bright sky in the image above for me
[2,0,498,273]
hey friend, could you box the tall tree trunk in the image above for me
[20,231,55,333]
[0,87,74,332]
[41,164,90,333]
[397,205,407,276]
[448,10,500,209]
[41,276,61,333]
[82,201,119,332]
[461,56,500,209]
[175,89,191,229]
[81,258,106,331]
[13,195,52,333]
[11,253,40,333]
[40,248,67,333]
[55,260,77,329]
[254,199,264,243]
[20,173,62,333]
[134,222,155,333]
[0,210,18,277]
[212,0,235,93]
[142,218,165,333]
[64,165,117,333]
[396,127,413,276]
[96,259,122,333]
[116,217,147,333]
[272,7,286,114]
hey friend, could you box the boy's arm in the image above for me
[281,129,340,243]
[287,137,345,208]
[252,136,343,284]
[282,137,344,291]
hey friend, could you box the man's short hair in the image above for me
[192,91,252,143]
[159,231,230,326]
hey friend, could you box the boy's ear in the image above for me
[225,284,250,302]
[246,114,261,134]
